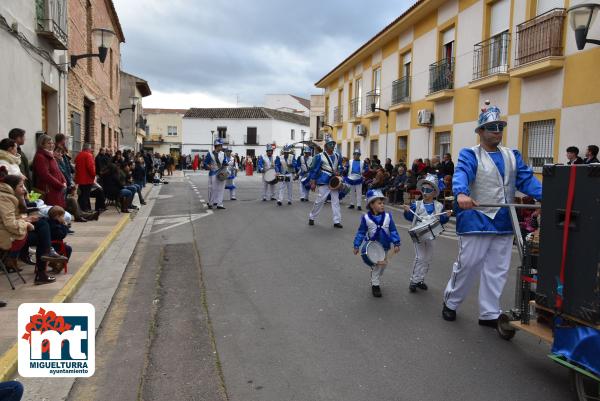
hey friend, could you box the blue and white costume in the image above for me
[403,175,449,286]
[308,144,343,225]
[443,105,542,320]
[354,191,401,286]
[297,148,313,201]
[275,146,296,204]
[203,139,228,208]
[224,150,237,200]
[258,145,276,201]
[344,152,368,209]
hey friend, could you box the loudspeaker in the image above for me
[536,164,600,325]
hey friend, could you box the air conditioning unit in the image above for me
[356,124,367,136]
[417,109,433,126]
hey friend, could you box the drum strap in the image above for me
[213,151,222,168]
[322,152,337,174]
[556,164,577,311]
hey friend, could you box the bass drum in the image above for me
[328,175,343,190]
[216,167,229,181]
[263,168,279,185]
[360,240,386,267]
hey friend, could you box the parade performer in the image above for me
[202,139,228,209]
[296,147,313,202]
[308,136,344,228]
[353,189,401,297]
[275,145,296,206]
[442,103,542,326]
[344,150,368,210]
[258,145,277,201]
[403,174,451,293]
[224,148,237,201]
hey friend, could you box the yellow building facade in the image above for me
[316,0,600,175]
[143,108,187,158]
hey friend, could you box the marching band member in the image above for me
[308,136,344,228]
[296,147,313,202]
[442,103,542,326]
[258,145,277,201]
[224,148,237,201]
[344,150,367,210]
[275,145,296,206]
[202,138,228,209]
[353,189,401,297]
[402,174,451,293]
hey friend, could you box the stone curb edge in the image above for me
[0,214,131,382]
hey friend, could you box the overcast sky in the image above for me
[113,0,413,109]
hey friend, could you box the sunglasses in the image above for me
[483,123,505,133]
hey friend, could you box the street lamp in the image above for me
[119,96,139,113]
[70,28,116,67]
[568,3,600,50]
[370,102,390,161]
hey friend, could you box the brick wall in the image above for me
[67,0,123,153]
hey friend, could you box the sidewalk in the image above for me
[0,179,161,381]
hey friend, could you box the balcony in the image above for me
[470,32,510,89]
[511,8,566,78]
[333,106,343,126]
[426,57,454,101]
[244,133,260,145]
[36,0,68,50]
[390,76,410,112]
[349,98,361,121]
[364,90,380,119]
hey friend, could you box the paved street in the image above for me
[63,173,572,401]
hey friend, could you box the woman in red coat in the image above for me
[32,134,67,207]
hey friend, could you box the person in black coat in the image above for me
[440,153,455,176]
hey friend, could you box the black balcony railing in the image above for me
[473,31,510,80]
[429,57,455,94]
[333,106,342,124]
[392,76,410,105]
[36,0,68,50]
[366,89,380,113]
[515,8,566,67]
[350,98,361,118]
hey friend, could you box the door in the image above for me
[246,127,257,145]
[370,139,378,159]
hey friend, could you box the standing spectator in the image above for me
[0,139,24,177]
[144,151,154,182]
[566,146,584,165]
[412,158,425,175]
[422,158,432,175]
[8,128,31,187]
[384,158,394,175]
[32,134,66,208]
[371,155,381,169]
[54,134,75,193]
[584,145,599,164]
[95,148,110,175]
[74,143,96,212]
[133,156,147,189]
[440,153,455,176]
[431,156,442,177]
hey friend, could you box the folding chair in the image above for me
[0,250,26,290]
[51,240,69,274]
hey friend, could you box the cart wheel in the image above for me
[571,370,600,401]
[496,313,516,341]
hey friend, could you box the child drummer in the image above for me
[403,174,452,293]
[353,189,401,298]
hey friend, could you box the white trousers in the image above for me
[262,182,276,200]
[443,235,513,320]
[209,175,226,206]
[349,183,362,208]
[309,185,341,224]
[228,188,236,200]
[371,264,386,286]
[278,179,293,202]
[299,181,310,201]
[410,239,434,284]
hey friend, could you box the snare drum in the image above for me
[263,168,279,184]
[300,175,311,190]
[328,175,343,190]
[408,219,444,244]
[360,240,386,267]
[216,167,229,181]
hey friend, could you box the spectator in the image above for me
[431,156,442,177]
[405,170,417,191]
[371,155,381,169]
[54,134,75,193]
[8,128,31,186]
[32,134,67,208]
[384,158,394,175]
[566,146,584,165]
[422,158,432,175]
[120,162,145,205]
[584,145,599,164]
[47,206,72,274]
[387,166,407,204]
[95,148,110,175]
[441,153,455,176]
[0,380,24,400]
[370,166,387,189]
[98,162,134,213]
[0,139,24,177]
[74,143,96,212]
[412,158,425,175]
[133,156,146,188]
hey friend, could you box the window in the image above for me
[435,132,451,159]
[167,126,177,136]
[402,52,412,77]
[372,68,381,94]
[145,125,150,136]
[217,126,227,139]
[353,78,362,118]
[109,49,113,99]
[370,139,378,158]
[523,119,555,172]
[537,0,564,15]
[441,27,455,60]
[108,127,112,148]
[101,123,106,147]
[291,129,295,140]
[246,127,257,144]
[397,136,408,164]
[71,112,82,153]
[85,0,92,75]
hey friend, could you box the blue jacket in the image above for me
[353,211,401,250]
[343,159,368,185]
[308,152,342,185]
[257,155,275,173]
[275,155,296,175]
[453,148,542,235]
[403,201,450,225]
[203,152,228,176]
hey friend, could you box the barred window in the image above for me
[524,119,555,172]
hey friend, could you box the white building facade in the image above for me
[264,94,311,117]
[182,107,310,158]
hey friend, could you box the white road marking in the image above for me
[142,212,213,237]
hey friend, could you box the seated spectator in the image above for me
[47,206,72,274]
[386,166,407,204]
[566,146,584,165]
[0,174,67,284]
[0,139,24,178]
[120,162,145,206]
[384,158,394,175]
[99,163,135,213]
[32,134,67,208]
[405,170,417,191]
[584,145,599,164]
[370,166,388,189]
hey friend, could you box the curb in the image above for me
[0,214,131,382]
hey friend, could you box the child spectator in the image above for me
[47,206,72,274]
